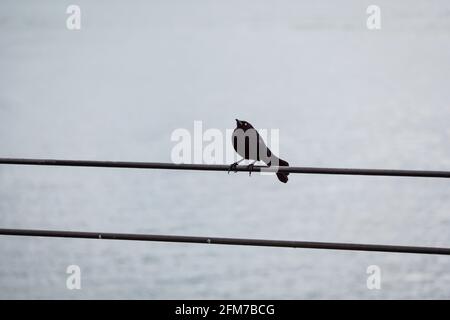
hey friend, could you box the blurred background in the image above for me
[0,0,450,299]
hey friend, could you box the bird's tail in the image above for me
[275,158,289,183]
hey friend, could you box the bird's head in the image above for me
[235,119,254,130]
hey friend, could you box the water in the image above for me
[1,0,450,299]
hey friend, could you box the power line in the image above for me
[0,157,449,178]
[0,228,449,255]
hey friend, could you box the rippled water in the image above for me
[1,0,450,299]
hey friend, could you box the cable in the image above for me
[0,158,449,178]
[0,228,449,255]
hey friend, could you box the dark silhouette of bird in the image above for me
[229,119,289,183]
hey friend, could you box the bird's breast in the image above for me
[232,128,261,161]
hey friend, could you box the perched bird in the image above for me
[229,119,289,183]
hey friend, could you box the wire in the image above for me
[0,157,449,178]
[0,228,449,255]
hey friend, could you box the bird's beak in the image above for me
[235,119,242,126]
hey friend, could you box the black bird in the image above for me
[229,119,289,183]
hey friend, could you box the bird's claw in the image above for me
[228,162,238,174]
[248,163,255,176]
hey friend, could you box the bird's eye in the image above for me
[244,123,247,126]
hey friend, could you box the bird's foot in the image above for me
[228,162,239,174]
[248,163,255,176]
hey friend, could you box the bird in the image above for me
[229,119,289,183]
